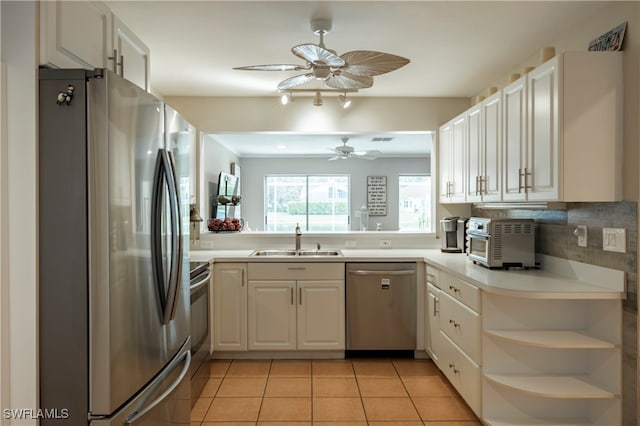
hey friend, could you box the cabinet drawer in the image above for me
[439,331,481,417]
[440,292,481,363]
[426,264,440,286]
[440,271,480,312]
[248,262,344,280]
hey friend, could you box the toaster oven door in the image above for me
[467,233,490,265]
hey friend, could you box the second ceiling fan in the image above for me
[329,137,380,161]
[234,18,410,91]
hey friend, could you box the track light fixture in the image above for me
[278,88,357,107]
[280,92,292,105]
[338,92,352,109]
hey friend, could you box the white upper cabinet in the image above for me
[502,77,528,201]
[439,113,467,204]
[480,94,502,202]
[40,1,113,70]
[112,15,150,91]
[503,52,622,202]
[40,1,151,92]
[443,51,622,205]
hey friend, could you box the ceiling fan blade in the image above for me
[326,71,373,89]
[328,155,341,161]
[277,73,315,90]
[340,50,410,76]
[292,44,345,67]
[234,64,309,71]
[354,149,381,160]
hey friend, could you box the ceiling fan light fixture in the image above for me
[338,93,352,109]
[280,92,292,105]
[313,91,323,106]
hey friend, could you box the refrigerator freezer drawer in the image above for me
[91,340,191,426]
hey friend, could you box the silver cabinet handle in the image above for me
[190,271,211,295]
[290,287,294,305]
[349,270,416,276]
[448,285,461,294]
[524,167,532,192]
[299,287,302,305]
[448,363,460,374]
[518,168,523,193]
[449,319,460,328]
[124,348,191,425]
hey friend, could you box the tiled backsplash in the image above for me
[472,201,637,425]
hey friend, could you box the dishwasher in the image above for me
[346,263,417,354]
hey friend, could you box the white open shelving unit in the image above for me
[482,294,622,425]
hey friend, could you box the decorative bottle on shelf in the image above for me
[360,205,369,231]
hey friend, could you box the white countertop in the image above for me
[190,248,625,300]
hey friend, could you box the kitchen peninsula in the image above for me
[192,246,624,425]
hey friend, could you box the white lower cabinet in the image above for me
[213,263,247,351]
[425,265,482,417]
[482,293,621,425]
[247,263,345,351]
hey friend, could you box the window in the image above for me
[265,175,350,232]
[398,175,432,232]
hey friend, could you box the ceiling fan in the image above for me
[233,18,410,91]
[329,137,381,161]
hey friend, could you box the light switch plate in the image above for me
[603,228,626,253]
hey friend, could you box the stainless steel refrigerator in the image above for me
[39,68,191,425]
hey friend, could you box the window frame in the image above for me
[263,174,351,232]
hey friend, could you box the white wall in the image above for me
[200,133,241,221]
[239,156,430,232]
[165,96,470,134]
[0,2,37,424]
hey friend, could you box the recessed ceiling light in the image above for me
[277,145,287,150]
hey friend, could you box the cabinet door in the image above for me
[40,0,112,70]
[213,264,247,351]
[527,58,559,201]
[297,280,345,350]
[426,283,442,365]
[450,115,467,203]
[112,15,150,91]
[502,78,528,201]
[482,93,502,202]
[438,123,453,203]
[466,105,482,203]
[248,281,296,350]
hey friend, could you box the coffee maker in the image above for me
[440,216,468,253]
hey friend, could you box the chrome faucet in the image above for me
[295,223,302,252]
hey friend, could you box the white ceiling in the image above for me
[106,1,610,157]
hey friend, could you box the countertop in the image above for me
[190,248,625,300]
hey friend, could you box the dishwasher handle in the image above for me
[348,270,416,276]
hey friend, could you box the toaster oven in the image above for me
[466,217,537,269]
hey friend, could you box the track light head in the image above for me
[338,94,352,109]
[313,91,323,106]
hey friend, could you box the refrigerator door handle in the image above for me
[123,348,191,425]
[165,150,182,322]
[151,149,181,325]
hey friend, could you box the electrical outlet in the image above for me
[573,225,587,247]
[603,228,626,253]
[379,239,392,248]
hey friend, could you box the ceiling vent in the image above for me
[371,137,394,142]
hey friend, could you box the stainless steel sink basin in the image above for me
[250,249,342,257]
[298,250,342,256]
[251,249,298,256]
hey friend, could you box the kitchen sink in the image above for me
[297,250,342,256]
[250,249,342,257]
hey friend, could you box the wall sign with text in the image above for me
[367,176,387,216]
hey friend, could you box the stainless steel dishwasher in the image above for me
[346,263,417,352]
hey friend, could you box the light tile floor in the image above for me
[191,358,481,426]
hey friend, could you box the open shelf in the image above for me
[484,374,619,399]
[484,330,618,349]
[485,418,592,426]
